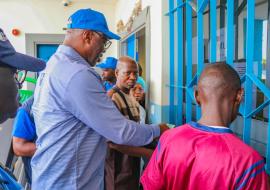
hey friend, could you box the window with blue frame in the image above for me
[120,28,147,81]
[36,44,59,62]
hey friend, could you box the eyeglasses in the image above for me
[15,70,27,89]
[93,31,112,50]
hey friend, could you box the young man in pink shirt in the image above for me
[141,63,269,190]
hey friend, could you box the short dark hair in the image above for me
[199,62,241,90]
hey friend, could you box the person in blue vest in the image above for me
[96,57,117,91]
[12,96,36,185]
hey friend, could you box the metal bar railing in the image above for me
[196,0,205,120]
[227,0,234,65]
[243,0,255,145]
[210,0,216,63]
[167,0,270,175]
[186,1,193,123]
[177,0,184,125]
[169,0,175,124]
[165,2,186,16]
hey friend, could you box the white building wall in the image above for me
[0,0,118,58]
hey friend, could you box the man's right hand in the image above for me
[158,123,170,136]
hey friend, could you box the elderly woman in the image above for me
[130,80,146,124]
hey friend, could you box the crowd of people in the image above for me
[0,7,269,190]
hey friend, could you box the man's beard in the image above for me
[88,53,103,67]
[88,61,96,67]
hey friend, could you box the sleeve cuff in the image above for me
[150,124,160,138]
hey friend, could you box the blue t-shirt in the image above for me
[103,81,115,91]
[12,97,36,141]
[12,97,36,184]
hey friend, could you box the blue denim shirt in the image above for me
[31,45,160,190]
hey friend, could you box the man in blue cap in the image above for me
[31,8,168,190]
[0,28,45,124]
[0,28,45,190]
[97,57,117,91]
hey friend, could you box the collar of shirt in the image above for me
[57,45,102,82]
[57,45,91,68]
[208,125,228,129]
[189,121,233,134]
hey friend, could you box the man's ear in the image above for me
[115,69,119,78]
[235,88,244,105]
[83,30,93,44]
[194,88,201,106]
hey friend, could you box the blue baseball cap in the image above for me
[96,57,118,70]
[67,8,120,40]
[0,28,46,72]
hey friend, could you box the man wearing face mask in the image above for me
[31,8,169,190]
[0,28,45,190]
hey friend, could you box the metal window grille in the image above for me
[166,0,270,174]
